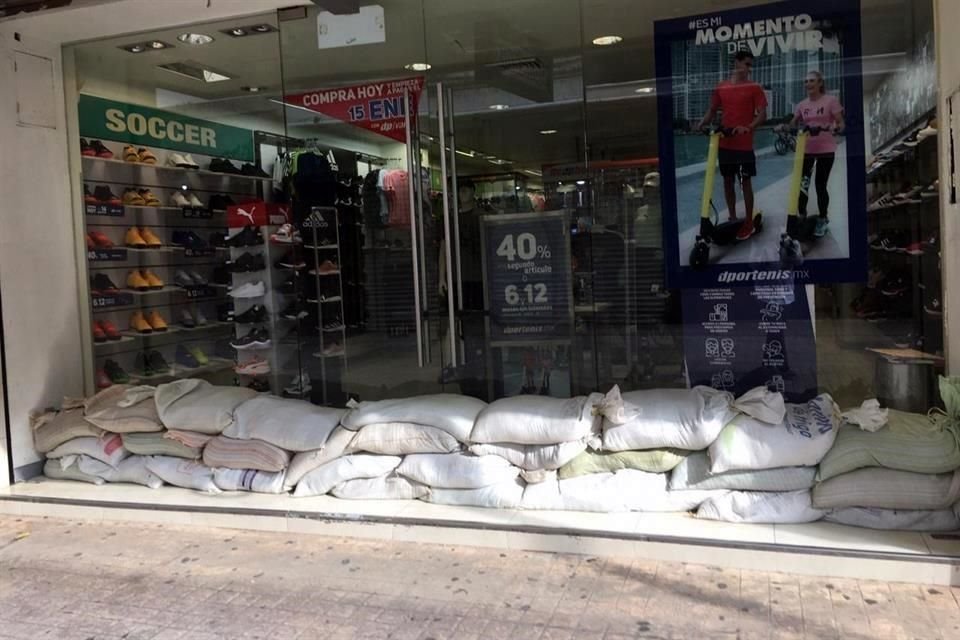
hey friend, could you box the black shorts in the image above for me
[718,148,757,178]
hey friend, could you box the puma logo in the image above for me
[237,207,255,224]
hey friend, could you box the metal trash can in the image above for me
[874,357,935,413]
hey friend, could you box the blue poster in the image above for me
[654,0,867,288]
[682,283,817,402]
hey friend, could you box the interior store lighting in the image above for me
[405,63,432,71]
[539,129,558,135]
[592,35,623,46]
[120,41,172,53]
[177,33,215,46]
[488,104,510,110]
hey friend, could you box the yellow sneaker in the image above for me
[146,311,168,332]
[125,227,147,247]
[122,145,140,162]
[129,311,153,334]
[138,189,161,206]
[142,269,164,289]
[139,227,162,248]
[122,188,145,206]
[138,148,157,165]
[126,270,150,291]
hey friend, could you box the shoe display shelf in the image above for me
[81,155,272,184]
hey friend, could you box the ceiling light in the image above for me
[241,86,262,93]
[158,62,232,83]
[488,104,509,111]
[178,33,214,46]
[592,35,623,46]
[523,169,542,177]
[252,24,273,33]
[128,45,144,53]
[228,28,246,36]
[222,24,276,38]
[455,149,474,157]
[149,41,167,49]
[576,180,586,185]
[539,129,558,135]
[635,87,654,94]
[120,41,172,54]
[404,62,431,71]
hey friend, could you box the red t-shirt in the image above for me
[710,80,768,151]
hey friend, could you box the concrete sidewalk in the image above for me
[0,515,957,640]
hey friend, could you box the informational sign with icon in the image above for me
[681,283,816,402]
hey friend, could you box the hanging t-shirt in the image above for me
[794,94,843,155]
[382,170,411,227]
[710,80,768,151]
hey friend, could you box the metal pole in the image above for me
[437,83,458,367]
[404,88,424,367]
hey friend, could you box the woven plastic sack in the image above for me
[558,448,688,480]
[697,491,824,524]
[397,452,520,489]
[294,454,402,498]
[341,394,484,442]
[332,474,429,500]
[670,451,816,492]
[349,423,462,455]
[469,440,588,471]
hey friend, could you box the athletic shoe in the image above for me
[231,328,271,350]
[917,118,938,140]
[208,232,228,248]
[317,341,344,357]
[180,154,200,169]
[80,138,96,157]
[96,368,112,389]
[142,269,164,289]
[140,227,163,248]
[235,356,270,376]
[93,321,107,343]
[275,250,306,270]
[125,227,147,248]
[138,148,157,165]
[892,185,923,205]
[903,240,926,256]
[281,298,309,320]
[99,319,121,341]
[880,274,909,296]
[924,297,943,316]
[180,309,196,328]
[241,163,270,178]
[208,194,235,211]
[171,230,208,249]
[174,270,196,288]
[91,273,120,294]
[138,189,161,206]
[735,219,755,241]
[226,225,264,248]
[186,270,207,286]
[94,186,122,205]
[195,309,208,326]
[323,317,344,331]
[235,304,267,324]
[284,372,312,396]
[129,311,153,334]
[270,223,301,244]
[228,252,265,273]
[147,350,171,375]
[134,352,152,376]
[171,191,190,207]
[312,260,339,275]
[122,145,140,163]
[189,346,209,366]
[305,236,336,248]
[813,217,829,238]
[146,311,168,332]
[278,275,301,294]
[176,345,199,368]
[902,131,920,147]
[122,189,146,206]
[90,140,113,159]
[89,230,114,248]
[104,359,129,384]
[209,158,241,174]
[228,281,266,298]
[126,270,151,292]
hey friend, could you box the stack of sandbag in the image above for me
[694,394,839,524]
[811,379,960,531]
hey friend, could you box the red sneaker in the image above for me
[736,219,755,241]
[99,319,122,341]
[89,230,114,248]
[93,321,107,343]
[95,368,112,389]
[85,234,95,251]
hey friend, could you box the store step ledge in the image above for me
[2,481,960,586]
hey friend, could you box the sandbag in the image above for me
[224,395,345,451]
[213,468,287,494]
[145,456,220,493]
[397,452,520,489]
[285,427,355,489]
[469,440,587,471]
[202,436,290,472]
[78,455,163,489]
[349,423,461,455]
[817,409,960,481]
[84,385,163,433]
[424,479,524,509]
[293,454,402,498]
[32,408,103,453]
[812,468,960,511]
[155,379,257,434]
[332,474,429,500]
[122,432,202,459]
[697,491,824,524]
[562,470,670,512]
[46,434,128,467]
[709,394,840,473]
[558,448,687,480]
[44,458,104,485]
[341,394,484,442]
[469,394,602,445]
[825,507,960,532]
[670,451,816,492]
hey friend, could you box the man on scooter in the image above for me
[698,50,768,241]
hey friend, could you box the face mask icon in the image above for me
[720,338,735,357]
[705,338,720,358]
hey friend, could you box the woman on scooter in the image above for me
[778,70,845,238]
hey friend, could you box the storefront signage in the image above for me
[481,211,572,345]
[682,283,816,402]
[283,77,424,143]
[654,0,867,288]
[78,95,255,162]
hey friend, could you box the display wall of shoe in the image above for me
[90,140,114,159]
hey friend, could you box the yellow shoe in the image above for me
[138,189,161,206]
[139,227,162,248]
[142,269,164,289]
[146,311,168,332]
[138,148,157,165]
[125,227,147,248]
[129,311,152,334]
[126,270,150,291]
[122,145,140,163]
[122,189,145,206]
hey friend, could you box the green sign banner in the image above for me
[78,94,255,162]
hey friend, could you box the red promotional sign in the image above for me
[284,77,424,142]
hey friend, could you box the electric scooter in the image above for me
[689,126,764,269]
[779,124,833,267]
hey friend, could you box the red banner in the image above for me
[284,77,424,143]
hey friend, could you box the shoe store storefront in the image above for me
[2,0,960,578]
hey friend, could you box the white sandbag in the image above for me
[46,434,128,468]
[285,427,356,489]
[341,394,484,442]
[469,394,602,445]
[225,395,345,451]
[601,386,736,451]
[812,468,960,511]
[349,422,462,455]
[332,474,429,500]
[213,468,287,494]
[697,491,824,524]
[83,385,163,433]
[657,489,731,512]
[670,451,816,492]
[425,479,524,509]
[469,439,588,471]
[43,458,104,485]
[154,379,257,434]
[78,455,163,489]
[709,394,840,473]
[520,471,566,510]
[561,470,669,512]
[145,456,220,493]
[397,452,520,489]
[825,507,960,532]
[293,454,402,498]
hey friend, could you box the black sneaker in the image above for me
[208,231,228,248]
[880,274,909,296]
[104,359,130,384]
[924,291,943,316]
[323,317,344,331]
[172,230,208,249]
[240,163,270,178]
[213,265,231,285]
[228,252,266,273]
[209,158,241,174]
[281,298,310,320]
[235,304,268,324]
[147,350,171,374]
[217,303,234,322]
[225,225,263,248]
[279,274,302,295]
[208,194,235,211]
[275,250,306,270]
[231,328,271,350]
[91,273,120,294]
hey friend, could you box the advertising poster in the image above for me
[682,283,817,402]
[654,0,866,288]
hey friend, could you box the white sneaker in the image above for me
[171,191,190,207]
[270,223,301,244]
[284,372,312,395]
[180,153,200,169]
[228,281,266,298]
[187,192,204,207]
[167,152,189,167]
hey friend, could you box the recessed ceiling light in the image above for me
[592,35,623,46]
[576,180,586,185]
[120,41,172,54]
[158,62,232,83]
[128,45,144,53]
[539,129,558,135]
[252,24,274,33]
[404,62,431,71]
[229,28,246,36]
[149,41,167,49]
[178,33,214,46]
[489,104,509,111]
[222,24,276,38]
[241,86,262,93]
[635,87,655,94]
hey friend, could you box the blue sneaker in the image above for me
[175,344,199,369]
[814,217,829,237]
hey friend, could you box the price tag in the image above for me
[87,248,128,262]
[184,247,215,258]
[91,293,134,308]
[85,204,125,217]
[182,207,212,219]
[183,285,214,299]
